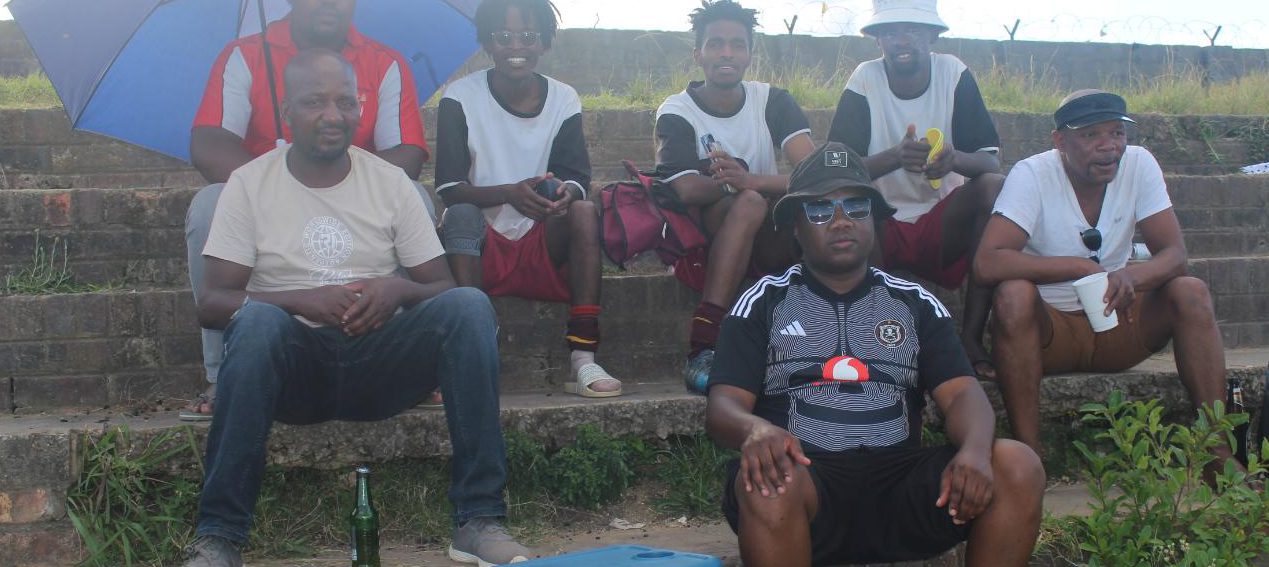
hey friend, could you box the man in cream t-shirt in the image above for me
[974,90,1230,464]
[182,49,529,567]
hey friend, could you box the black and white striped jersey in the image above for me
[710,264,973,453]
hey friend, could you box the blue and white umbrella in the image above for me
[8,0,480,161]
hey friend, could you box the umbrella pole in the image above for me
[256,0,285,145]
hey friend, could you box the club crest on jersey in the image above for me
[875,320,906,348]
[822,356,869,383]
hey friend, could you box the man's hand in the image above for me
[545,182,582,217]
[1104,268,1138,321]
[505,174,556,221]
[739,421,813,498]
[290,285,363,328]
[339,277,410,336]
[923,140,957,181]
[896,124,932,174]
[709,151,762,193]
[937,448,994,525]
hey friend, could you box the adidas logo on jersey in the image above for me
[779,321,807,337]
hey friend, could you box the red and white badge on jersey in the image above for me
[822,356,870,383]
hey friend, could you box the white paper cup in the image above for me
[1072,272,1119,332]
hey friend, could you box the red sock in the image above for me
[689,302,727,357]
[566,305,601,352]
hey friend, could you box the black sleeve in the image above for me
[434,97,471,189]
[826,89,872,156]
[913,296,975,393]
[763,88,811,149]
[548,112,592,196]
[653,113,705,179]
[950,70,1000,154]
[709,306,770,395]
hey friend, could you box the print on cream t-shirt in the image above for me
[203,145,443,301]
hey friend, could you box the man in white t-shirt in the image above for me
[827,0,1004,381]
[653,0,816,393]
[975,90,1228,459]
[181,50,528,567]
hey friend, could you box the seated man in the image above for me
[654,0,815,392]
[706,142,1044,567]
[827,0,1004,379]
[436,0,621,398]
[182,0,431,420]
[181,50,527,567]
[976,90,1230,458]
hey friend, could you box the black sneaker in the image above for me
[182,535,242,567]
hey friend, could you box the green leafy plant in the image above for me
[66,426,203,567]
[1067,391,1269,566]
[536,425,647,509]
[652,434,735,518]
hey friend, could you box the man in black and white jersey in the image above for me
[827,0,1004,381]
[654,0,816,393]
[705,142,1043,567]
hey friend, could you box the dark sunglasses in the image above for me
[1081,227,1102,264]
[802,197,872,225]
[489,30,541,47]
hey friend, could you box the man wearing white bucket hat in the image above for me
[828,0,1005,382]
[975,89,1229,461]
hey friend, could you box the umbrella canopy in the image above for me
[8,0,481,161]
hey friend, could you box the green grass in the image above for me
[5,65,1269,116]
[0,72,60,109]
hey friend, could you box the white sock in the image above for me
[570,350,595,375]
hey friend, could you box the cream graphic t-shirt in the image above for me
[204,145,443,297]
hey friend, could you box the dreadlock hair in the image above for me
[474,0,561,48]
[689,0,759,48]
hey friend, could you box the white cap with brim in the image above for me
[860,0,949,35]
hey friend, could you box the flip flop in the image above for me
[420,390,444,410]
[563,363,623,398]
[179,391,214,421]
[972,359,998,381]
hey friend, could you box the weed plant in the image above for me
[66,427,203,567]
[3,231,119,295]
[651,434,735,518]
[1055,391,1269,566]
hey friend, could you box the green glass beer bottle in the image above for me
[349,466,380,567]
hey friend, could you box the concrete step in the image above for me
[2,253,1268,413]
[2,174,1265,287]
[3,108,1266,190]
[0,348,1264,566]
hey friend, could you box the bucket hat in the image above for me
[860,0,949,36]
[773,142,896,226]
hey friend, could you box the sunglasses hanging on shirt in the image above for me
[1081,227,1102,264]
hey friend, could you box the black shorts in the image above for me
[722,445,969,565]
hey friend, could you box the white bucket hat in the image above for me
[860,0,949,35]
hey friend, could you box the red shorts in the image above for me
[481,222,571,303]
[881,189,968,289]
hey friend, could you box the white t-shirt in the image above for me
[434,70,590,240]
[829,54,1000,223]
[204,145,443,296]
[993,146,1172,311]
[654,80,811,181]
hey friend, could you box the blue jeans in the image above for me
[194,287,507,545]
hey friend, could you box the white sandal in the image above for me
[563,363,623,398]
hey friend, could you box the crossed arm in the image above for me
[670,133,816,206]
[197,255,455,336]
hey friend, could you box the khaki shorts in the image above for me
[1041,300,1156,374]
